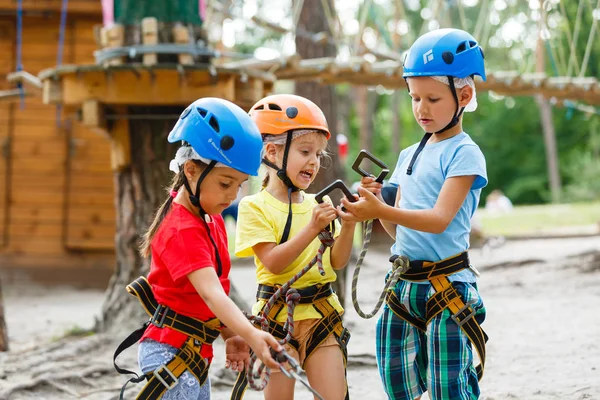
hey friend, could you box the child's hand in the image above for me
[311,202,338,231]
[247,330,282,370]
[360,175,383,200]
[225,335,250,372]
[339,187,384,221]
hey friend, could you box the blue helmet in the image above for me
[403,29,486,81]
[168,98,263,176]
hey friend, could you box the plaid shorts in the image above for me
[376,280,486,400]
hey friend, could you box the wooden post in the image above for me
[142,17,159,66]
[173,23,194,65]
[100,24,124,66]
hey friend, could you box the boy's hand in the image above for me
[340,187,384,221]
[225,335,250,372]
[311,202,338,231]
[360,176,384,201]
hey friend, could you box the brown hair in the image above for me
[139,160,206,258]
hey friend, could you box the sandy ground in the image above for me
[2,236,600,399]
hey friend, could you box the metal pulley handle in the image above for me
[351,149,389,183]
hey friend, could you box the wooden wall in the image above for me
[0,11,115,283]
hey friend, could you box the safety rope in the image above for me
[55,0,68,127]
[350,220,410,319]
[244,229,335,393]
[15,0,24,108]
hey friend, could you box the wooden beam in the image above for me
[56,68,238,105]
[81,99,109,139]
[110,108,130,172]
[6,71,43,91]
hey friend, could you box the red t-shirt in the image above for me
[141,202,231,360]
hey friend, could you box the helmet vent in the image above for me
[268,103,282,111]
[456,41,468,54]
[480,46,485,59]
[208,116,220,133]
[469,41,477,48]
[197,108,208,118]
[254,104,265,110]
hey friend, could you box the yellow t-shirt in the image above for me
[235,189,344,322]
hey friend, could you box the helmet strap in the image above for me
[182,159,223,276]
[405,76,465,175]
[279,187,294,244]
[260,131,300,244]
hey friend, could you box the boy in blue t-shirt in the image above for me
[340,29,488,400]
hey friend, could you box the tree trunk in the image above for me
[0,276,8,351]
[295,0,348,307]
[391,91,402,155]
[99,106,181,331]
[354,86,378,160]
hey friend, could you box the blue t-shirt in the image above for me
[388,132,487,283]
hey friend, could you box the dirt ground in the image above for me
[1,236,599,400]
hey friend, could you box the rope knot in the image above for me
[317,229,336,248]
[392,255,410,275]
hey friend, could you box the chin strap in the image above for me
[182,159,223,276]
[262,131,300,244]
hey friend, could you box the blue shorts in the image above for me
[376,280,486,400]
[138,339,211,400]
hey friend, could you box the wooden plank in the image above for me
[65,238,114,251]
[11,190,114,206]
[10,205,114,224]
[9,124,62,139]
[6,238,65,256]
[58,69,237,105]
[0,0,102,15]
[10,221,115,239]
[11,137,67,157]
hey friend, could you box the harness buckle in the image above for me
[153,364,178,390]
[451,301,476,327]
[151,304,169,328]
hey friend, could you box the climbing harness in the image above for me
[113,277,222,399]
[231,182,358,399]
[385,252,488,380]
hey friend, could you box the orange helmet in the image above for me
[249,94,331,139]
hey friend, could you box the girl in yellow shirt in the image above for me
[236,94,356,400]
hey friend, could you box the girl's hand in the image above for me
[340,187,384,221]
[311,202,338,231]
[360,175,383,198]
[247,330,282,370]
[225,335,250,372]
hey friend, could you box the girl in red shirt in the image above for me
[133,98,281,400]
